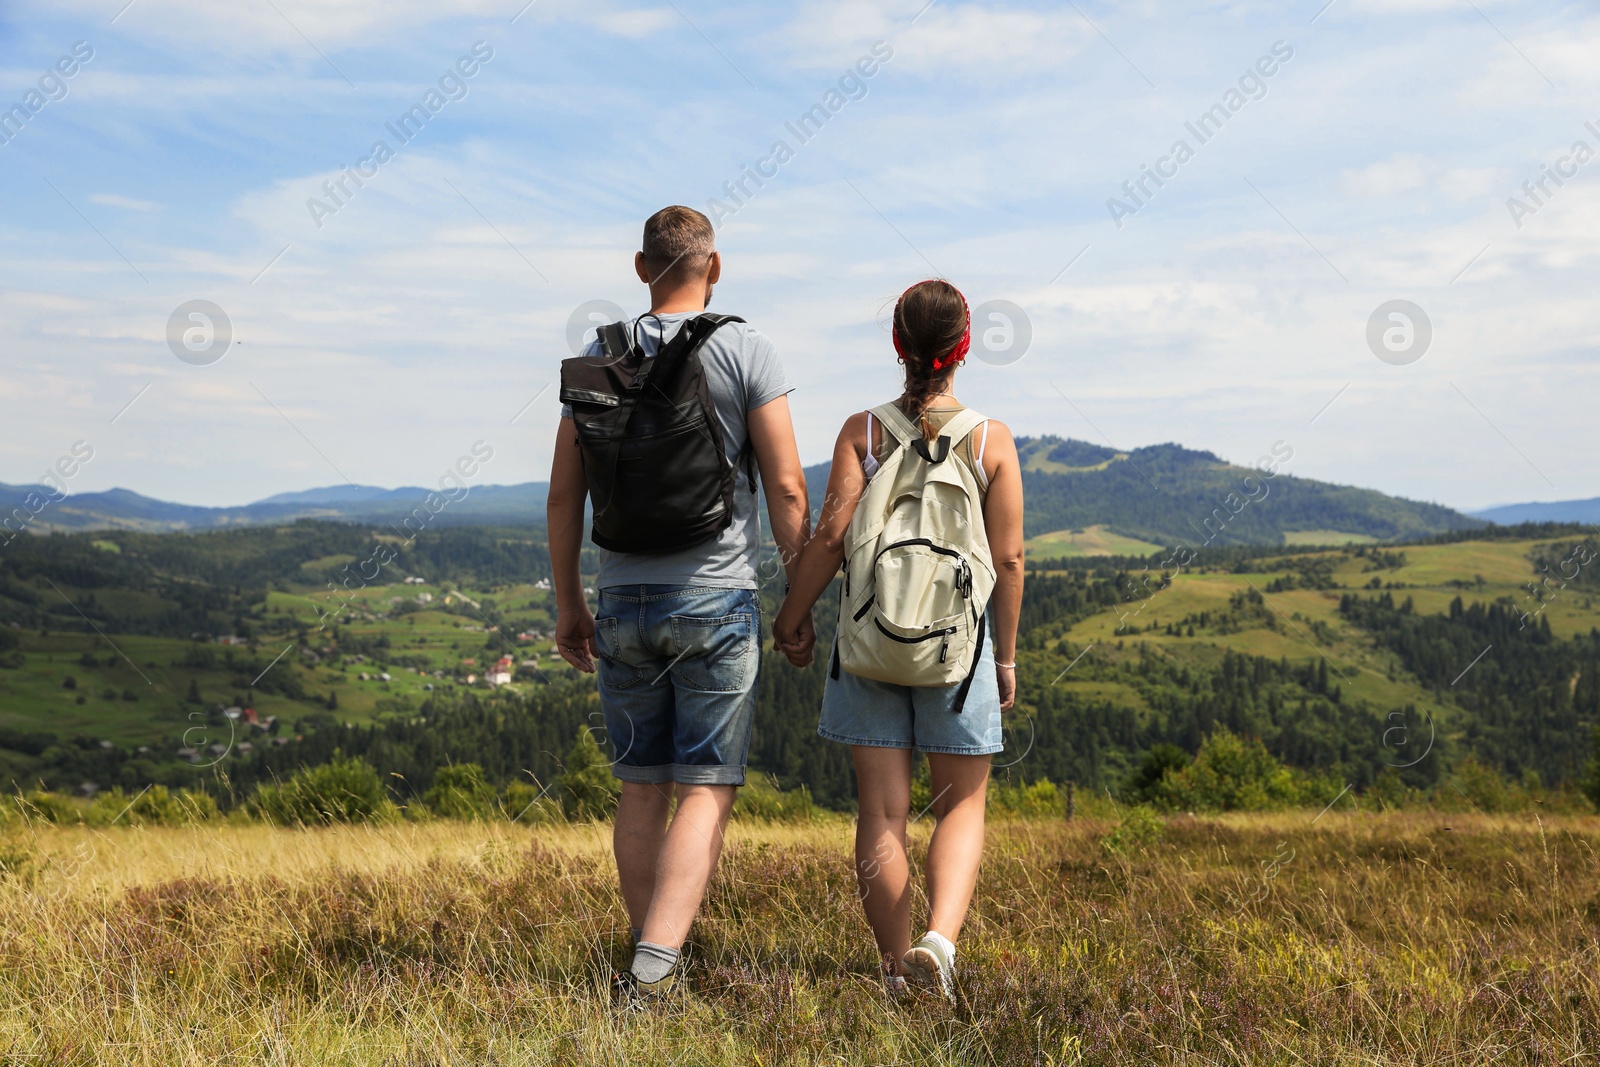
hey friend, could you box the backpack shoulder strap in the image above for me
[638,313,744,387]
[936,408,989,449]
[869,402,920,447]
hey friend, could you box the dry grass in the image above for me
[3,811,1598,1065]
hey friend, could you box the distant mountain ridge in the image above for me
[0,482,555,535]
[1470,498,1600,526]
[3,433,1492,546]
[995,436,1483,546]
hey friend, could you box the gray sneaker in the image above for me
[612,968,676,1012]
[901,935,955,1003]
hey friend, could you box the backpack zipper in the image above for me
[873,538,965,567]
[871,539,975,600]
[873,620,960,646]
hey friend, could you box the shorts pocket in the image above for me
[669,612,757,693]
[593,616,645,690]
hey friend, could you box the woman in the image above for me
[774,279,1024,1000]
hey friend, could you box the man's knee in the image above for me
[620,780,674,809]
[674,782,737,809]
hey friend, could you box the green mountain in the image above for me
[1008,436,1481,546]
[7,433,1480,549]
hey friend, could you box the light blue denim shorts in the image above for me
[593,585,759,786]
[818,613,1003,756]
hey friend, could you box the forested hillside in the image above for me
[798,436,1482,549]
[2,521,1595,809]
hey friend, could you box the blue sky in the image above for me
[0,0,1595,510]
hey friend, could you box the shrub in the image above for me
[1151,728,1303,812]
[10,791,80,824]
[1127,744,1190,803]
[1435,756,1518,813]
[249,756,396,825]
[87,786,218,827]
[1100,804,1165,854]
[734,777,817,822]
[558,727,619,821]
[503,780,562,824]
[424,763,497,820]
[1582,728,1600,813]
[1363,767,1424,811]
[988,777,1064,819]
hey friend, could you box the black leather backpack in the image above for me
[559,314,754,554]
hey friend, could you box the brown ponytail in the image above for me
[892,279,970,441]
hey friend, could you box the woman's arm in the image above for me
[979,421,1024,710]
[773,414,870,663]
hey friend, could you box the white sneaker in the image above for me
[901,932,956,1003]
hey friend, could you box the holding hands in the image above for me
[773,600,816,668]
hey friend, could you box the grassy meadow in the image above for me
[4,810,1598,1065]
[1023,525,1166,560]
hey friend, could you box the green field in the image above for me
[1281,529,1379,546]
[0,577,578,758]
[1037,536,1600,750]
[1025,524,1165,559]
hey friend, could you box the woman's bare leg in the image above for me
[923,753,991,942]
[851,745,914,973]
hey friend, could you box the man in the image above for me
[546,206,812,1000]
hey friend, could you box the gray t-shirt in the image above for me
[561,313,792,591]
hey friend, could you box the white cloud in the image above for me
[2,0,1598,512]
[1341,154,1431,198]
[1340,154,1505,201]
[778,0,1092,75]
[593,8,678,38]
[89,193,161,211]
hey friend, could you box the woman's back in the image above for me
[861,402,998,496]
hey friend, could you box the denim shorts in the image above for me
[593,585,760,786]
[818,612,1004,756]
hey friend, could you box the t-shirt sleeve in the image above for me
[742,328,793,412]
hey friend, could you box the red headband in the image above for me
[893,285,971,371]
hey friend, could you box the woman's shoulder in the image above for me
[977,416,1014,442]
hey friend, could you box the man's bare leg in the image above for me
[638,783,737,950]
[614,781,673,935]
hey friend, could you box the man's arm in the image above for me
[547,417,596,673]
[747,395,810,584]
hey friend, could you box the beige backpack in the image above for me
[832,403,995,704]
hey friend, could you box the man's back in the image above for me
[572,312,790,591]
[545,205,813,1003]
